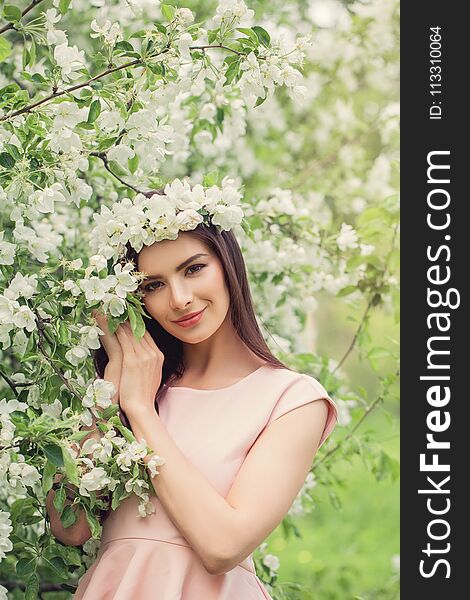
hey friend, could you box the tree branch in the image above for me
[190,44,245,57]
[89,151,148,195]
[33,312,83,402]
[332,294,375,375]
[1,44,247,123]
[0,369,19,397]
[0,0,46,35]
[0,58,142,122]
[312,393,383,470]
[332,221,399,376]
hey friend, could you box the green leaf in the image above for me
[109,416,135,443]
[59,0,72,15]
[202,171,219,186]
[346,255,365,270]
[53,486,66,514]
[337,285,358,297]
[128,304,146,339]
[31,72,46,84]
[216,107,224,126]
[5,143,21,160]
[29,38,36,65]
[224,59,240,85]
[0,37,12,61]
[43,555,69,579]
[372,451,400,482]
[85,509,101,539]
[10,498,37,525]
[111,482,131,509]
[25,572,39,600]
[22,45,30,70]
[223,54,239,66]
[44,443,64,467]
[236,27,259,43]
[108,159,129,177]
[58,320,69,344]
[161,4,175,21]
[114,40,135,53]
[254,94,267,107]
[252,26,270,47]
[16,556,37,578]
[42,460,56,494]
[0,152,15,169]
[3,5,22,22]
[128,152,138,174]
[52,543,83,567]
[60,504,78,528]
[87,99,101,124]
[62,446,80,486]
[208,29,218,44]
[98,402,120,421]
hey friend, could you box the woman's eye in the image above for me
[187,264,205,274]
[144,282,161,292]
[143,265,205,293]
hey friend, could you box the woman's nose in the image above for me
[168,281,193,311]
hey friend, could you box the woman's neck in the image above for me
[178,316,265,383]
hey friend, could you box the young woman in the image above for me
[72,222,338,599]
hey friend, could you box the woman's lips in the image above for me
[173,307,206,328]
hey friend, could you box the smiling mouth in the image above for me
[172,307,207,327]
[173,308,205,323]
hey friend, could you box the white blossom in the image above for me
[336,222,359,251]
[83,378,115,409]
[137,493,156,517]
[213,0,254,27]
[116,440,148,472]
[79,325,104,350]
[65,345,88,366]
[12,305,37,332]
[54,42,86,82]
[90,19,122,45]
[40,398,63,419]
[4,273,38,301]
[211,204,244,230]
[0,232,16,265]
[263,553,280,576]
[79,276,113,303]
[0,510,13,561]
[147,454,166,477]
[79,466,112,497]
[113,263,139,298]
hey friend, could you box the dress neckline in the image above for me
[163,364,269,393]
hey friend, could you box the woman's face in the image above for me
[137,233,230,343]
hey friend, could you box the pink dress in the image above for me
[73,365,338,599]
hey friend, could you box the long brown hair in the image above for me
[93,222,291,407]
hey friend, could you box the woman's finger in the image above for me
[122,321,149,349]
[115,324,136,357]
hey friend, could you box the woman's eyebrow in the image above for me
[142,253,209,281]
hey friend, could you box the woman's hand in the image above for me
[92,309,123,366]
[115,321,164,420]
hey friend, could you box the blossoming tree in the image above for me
[0,0,399,597]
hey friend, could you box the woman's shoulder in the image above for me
[260,365,339,447]
[259,364,330,395]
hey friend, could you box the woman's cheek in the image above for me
[143,296,160,321]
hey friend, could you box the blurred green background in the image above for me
[266,298,400,599]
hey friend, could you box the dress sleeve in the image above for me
[266,373,339,449]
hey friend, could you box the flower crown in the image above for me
[89,177,245,261]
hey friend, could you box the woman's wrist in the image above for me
[104,360,122,375]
